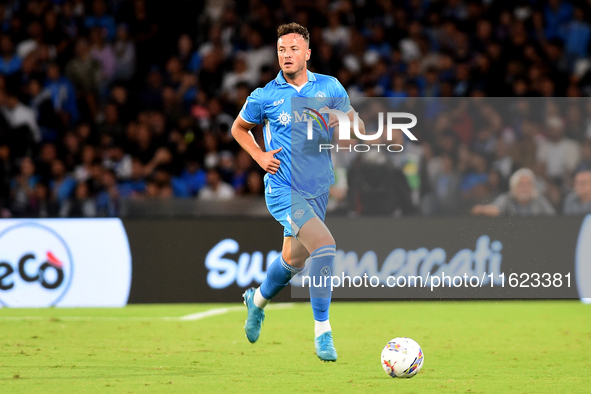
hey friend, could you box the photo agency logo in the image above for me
[303,107,418,152]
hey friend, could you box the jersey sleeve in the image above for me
[330,78,352,113]
[239,88,265,125]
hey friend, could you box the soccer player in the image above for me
[231,22,364,362]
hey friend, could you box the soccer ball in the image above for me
[380,337,424,378]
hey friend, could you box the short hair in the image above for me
[509,168,538,198]
[277,22,310,45]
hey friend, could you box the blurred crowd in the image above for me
[0,0,591,218]
[331,97,591,217]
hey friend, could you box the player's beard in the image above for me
[283,61,305,80]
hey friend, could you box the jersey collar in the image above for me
[275,69,316,85]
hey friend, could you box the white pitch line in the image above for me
[178,306,244,321]
[178,302,295,321]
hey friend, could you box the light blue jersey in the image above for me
[240,70,352,199]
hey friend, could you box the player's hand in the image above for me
[256,147,282,174]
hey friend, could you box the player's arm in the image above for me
[328,79,365,135]
[348,108,365,135]
[231,117,282,175]
[471,204,500,217]
[326,108,366,136]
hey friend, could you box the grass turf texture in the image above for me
[1,301,589,393]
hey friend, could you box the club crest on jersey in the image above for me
[294,209,305,219]
[315,91,326,101]
[277,111,291,126]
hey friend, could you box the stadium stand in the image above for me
[1,0,591,218]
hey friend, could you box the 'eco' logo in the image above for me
[0,223,73,307]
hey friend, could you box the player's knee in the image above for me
[282,251,308,269]
[316,235,335,250]
[324,235,336,248]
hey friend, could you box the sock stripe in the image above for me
[310,252,336,259]
[311,245,336,257]
[309,245,335,323]
[314,245,336,252]
[280,257,304,274]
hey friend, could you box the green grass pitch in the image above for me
[1,301,590,393]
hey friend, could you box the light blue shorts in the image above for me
[265,187,329,238]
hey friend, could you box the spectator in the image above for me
[537,116,580,183]
[348,152,414,216]
[232,150,255,194]
[243,28,275,82]
[16,21,46,60]
[49,159,76,206]
[36,142,58,182]
[544,0,574,40]
[161,85,183,123]
[0,35,21,76]
[1,89,41,158]
[113,24,135,82]
[10,156,39,216]
[472,168,556,216]
[176,34,199,71]
[128,0,158,77]
[151,167,188,198]
[103,143,132,180]
[43,10,69,63]
[60,180,97,217]
[130,122,157,164]
[96,168,119,216]
[322,12,350,50]
[561,8,591,62]
[84,0,116,42]
[0,145,11,213]
[203,132,220,169]
[576,139,591,172]
[140,67,163,110]
[424,153,461,215]
[60,1,81,40]
[177,157,206,196]
[221,53,255,99]
[97,102,124,141]
[109,84,137,124]
[29,182,59,218]
[65,38,101,118]
[119,158,146,198]
[74,145,97,182]
[243,171,264,196]
[89,26,116,85]
[198,167,235,201]
[66,38,101,95]
[61,131,81,170]
[511,119,540,170]
[563,170,591,215]
[492,139,517,183]
[45,63,79,127]
[198,51,224,98]
[460,152,490,203]
[27,78,61,142]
